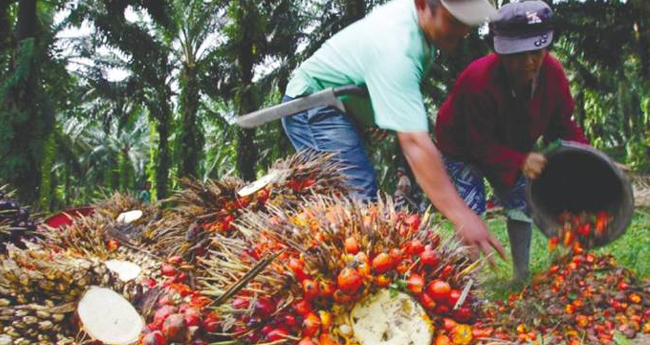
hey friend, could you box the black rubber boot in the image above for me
[507,218,532,283]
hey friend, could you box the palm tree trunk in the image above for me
[156,103,172,199]
[178,63,203,178]
[235,0,259,182]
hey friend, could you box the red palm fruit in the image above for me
[406,214,421,231]
[256,189,270,202]
[389,248,403,266]
[452,307,472,323]
[405,239,424,255]
[420,249,439,268]
[107,239,120,252]
[162,314,188,342]
[427,280,452,302]
[345,237,359,254]
[577,224,591,237]
[434,304,450,315]
[575,314,589,328]
[420,292,436,310]
[173,272,188,283]
[406,273,425,295]
[572,299,584,308]
[319,280,335,298]
[443,318,458,332]
[376,274,392,288]
[435,334,451,345]
[254,298,276,318]
[337,267,363,294]
[396,259,412,275]
[153,305,178,327]
[202,314,220,333]
[267,328,289,342]
[281,314,299,329]
[472,327,493,339]
[161,263,177,277]
[232,298,249,310]
[298,337,316,345]
[261,325,274,336]
[245,332,261,343]
[447,289,461,307]
[183,308,201,328]
[236,197,250,209]
[372,253,393,273]
[293,299,312,316]
[565,304,576,314]
[548,237,559,252]
[288,258,309,281]
[629,293,642,304]
[302,279,320,300]
[302,312,321,337]
[439,264,454,279]
[141,330,168,345]
[319,333,341,345]
[333,289,354,304]
[618,281,629,291]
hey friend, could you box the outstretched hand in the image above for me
[454,213,507,266]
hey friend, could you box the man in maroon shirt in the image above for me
[435,1,588,282]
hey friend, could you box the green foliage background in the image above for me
[0,0,648,211]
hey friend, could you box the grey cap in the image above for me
[490,1,554,54]
[440,0,498,26]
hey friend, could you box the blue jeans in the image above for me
[444,157,531,222]
[281,95,378,200]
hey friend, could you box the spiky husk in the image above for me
[93,191,158,224]
[150,151,351,260]
[0,244,136,304]
[42,213,164,282]
[199,196,488,344]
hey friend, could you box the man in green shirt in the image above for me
[282,0,506,262]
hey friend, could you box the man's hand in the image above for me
[454,212,506,265]
[522,152,547,180]
[397,132,506,265]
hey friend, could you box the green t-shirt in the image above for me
[285,0,435,132]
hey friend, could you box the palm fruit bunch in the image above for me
[43,213,164,284]
[547,211,612,252]
[139,255,222,345]
[0,186,38,251]
[93,191,158,223]
[199,196,492,345]
[0,244,146,345]
[151,151,350,260]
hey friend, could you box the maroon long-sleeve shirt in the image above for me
[435,52,588,188]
